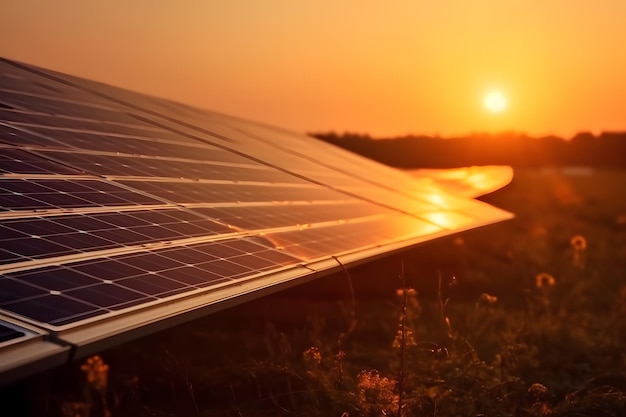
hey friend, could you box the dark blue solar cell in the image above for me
[65,283,154,309]
[192,272,229,287]
[0,180,49,193]
[133,211,176,224]
[0,179,162,209]
[0,279,47,304]
[190,220,227,233]
[33,193,92,207]
[1,237,71,257]
[117,274,188,296]
[37,180,95,193]
[195,243,245,258]
[159,267,207,286]
[159,247,216,264]
[122,193,163,205]
[53,216,116,232]
[0,161,27,173]
[0,249,19,264]
[1,91,136,124]
[92,228,151,244]
[13,267,100,291]
[195,259,251,277]
[91,212,153,227]
[129,225,179,240]
[72,260,145,280]
[229,254,276,270]
[77,192,128,205]
[0,148,79,175]
[256,249,300,264]
[223,239,269,253]
[0,224,31,240]
[1,129,59,148]
[163,221,212,236]
[46,233,116,250]
[4,218,75,236]
[0,323,25,343]
[0,109,34,124]
[0,194,44,209]
[3,294,105,326]
[117,253,185,271]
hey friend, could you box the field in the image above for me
[6,168,626,416]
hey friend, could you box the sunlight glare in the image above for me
[484,91,508,113]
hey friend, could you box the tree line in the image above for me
[309,131,626,168]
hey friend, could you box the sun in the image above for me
[484,90,508,113]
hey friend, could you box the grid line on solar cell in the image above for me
[0,66,112,104]
[0,89,144,125]
[265,215,444,260]
[1,119,274,168]
[5,117,173,144]
[0,200,403,275]
[0,147,81,175]
[0,203,178,220]
[0,178,163,212]
[0,208,231,265]
[118,180,347,204]
[191,204,389,229]
[0,98,254,160]
[0,238,302,327]
[0,121,71,148]
[0,169,429,228]
[34,150,308,183]
[14,125,241,160]
[1,86,444,216]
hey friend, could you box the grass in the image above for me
[7,168,626,416]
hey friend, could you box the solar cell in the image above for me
[0,57,513,384]
[0,323,24,343]
[0,237,302,327]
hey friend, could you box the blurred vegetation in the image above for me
[6,169,626,416]
[310,131,626,169]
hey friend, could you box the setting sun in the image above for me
[484,91,508,114]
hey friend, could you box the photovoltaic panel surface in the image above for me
[0,57,513,384]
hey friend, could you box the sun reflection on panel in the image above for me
[420,211,475,229]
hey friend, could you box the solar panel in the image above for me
[0,57,513,385]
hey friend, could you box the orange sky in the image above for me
[2,1,626,138]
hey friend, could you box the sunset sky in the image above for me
[1,1,625,138]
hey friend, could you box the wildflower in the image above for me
[530,401,553,416]
[396,287,420,312]
[392,326,416,348]
[302,347,322,366]
[356,370,398,414]
[478,293,498,304]
[570,235,587,268]
[444,316,453,338]
[535,273,556,288]
[529,383,552,415]
[80,355,109,392]
[528,382,549,399]
[395,287,417,297]
[570,235,587,251]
